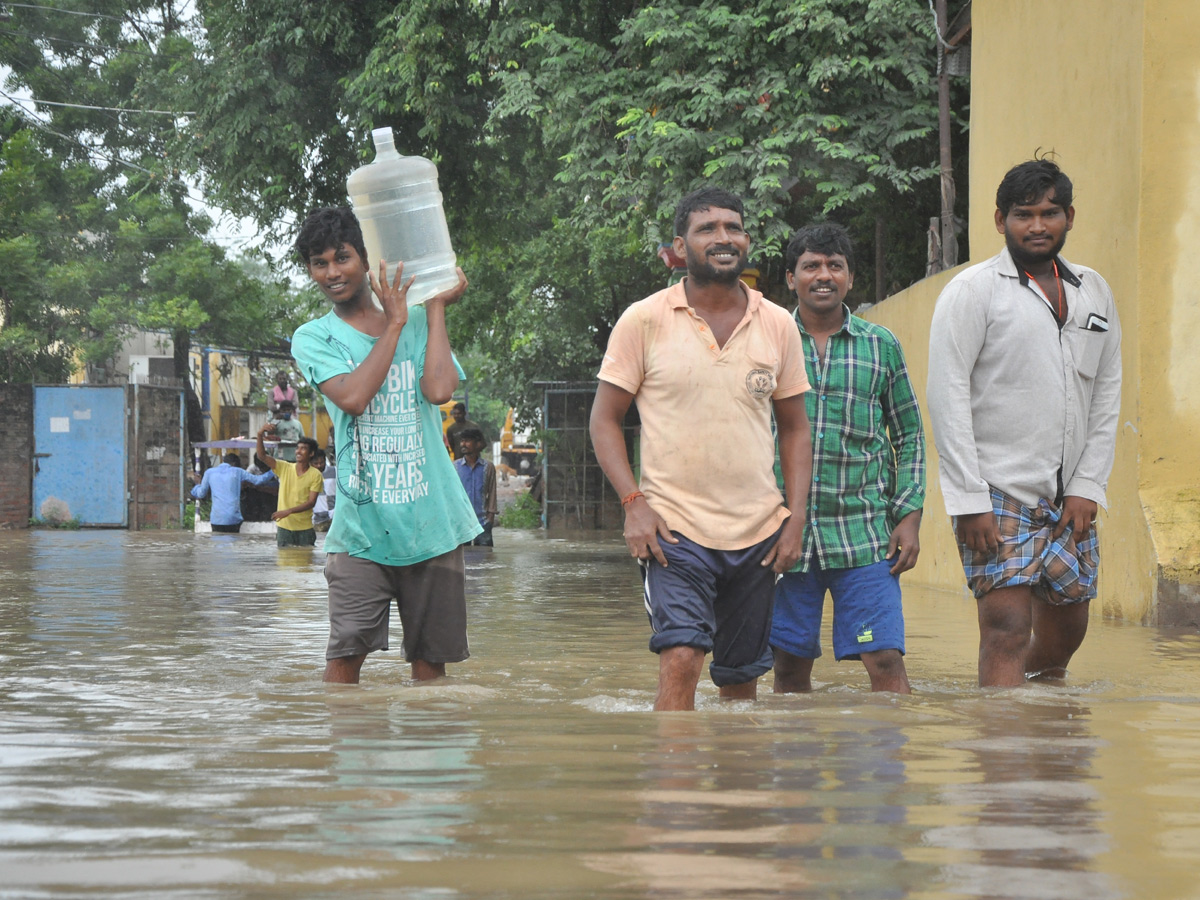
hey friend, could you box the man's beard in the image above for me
[1005,229,1067,269]
[686,245,748,286]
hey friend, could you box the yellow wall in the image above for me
[1136,1,1200,594]
[861,271,963,595]
[866,0,1200,622]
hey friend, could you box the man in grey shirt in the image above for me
[927,159,1121,687]
[269,399,304,462]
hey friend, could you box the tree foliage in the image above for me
[179,0,393,221]
[2,0,966,422]
[173,0,963,416]
[491,0,943,258]
[0,116,92,382]
[0,0,309,396]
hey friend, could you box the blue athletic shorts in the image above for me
[771,557,905,661]
[639,528,781,687]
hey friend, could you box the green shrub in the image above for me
[182,499,211,530]
[29,516,82,530]
[498,491,542,529]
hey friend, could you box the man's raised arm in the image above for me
[255,425,278,471]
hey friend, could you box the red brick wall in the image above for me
[0,384,33,528]
[128,385,185,530]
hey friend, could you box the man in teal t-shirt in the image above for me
[290,207,477,684]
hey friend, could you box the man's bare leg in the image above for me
[861,649,911,694]
[977,585,1034,687]
[324,654,367,684]
[719,678,757,701]
[1026,598,1090,681]
[655,646,705,711]
[773,648,815,693]
[411,660,447,681]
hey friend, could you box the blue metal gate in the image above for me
[33,386,128,526]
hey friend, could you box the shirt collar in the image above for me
[666,278,761,313]
[999,247,1082,288]
[793,303,858,337]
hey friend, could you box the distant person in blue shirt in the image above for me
[454,428,497,547]
[190,452,275,533]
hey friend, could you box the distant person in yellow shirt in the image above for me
[256,424,324,547]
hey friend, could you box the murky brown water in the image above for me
[1,529,1199,899]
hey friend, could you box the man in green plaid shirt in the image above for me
[770,224,925,694]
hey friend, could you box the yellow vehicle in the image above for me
[439,400,457,458]
[500,407,538,473]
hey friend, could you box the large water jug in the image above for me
[346,127,458,306]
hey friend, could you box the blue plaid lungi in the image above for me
[954,488,1099,606]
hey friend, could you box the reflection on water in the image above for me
[931,698,1115,900]
[0,529,1198,898]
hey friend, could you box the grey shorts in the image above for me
[324,547,469,664]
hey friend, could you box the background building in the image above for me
[866,0,1198,625]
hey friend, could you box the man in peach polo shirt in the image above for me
[590,187,813,711]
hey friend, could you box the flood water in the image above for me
[1,529,1199,899]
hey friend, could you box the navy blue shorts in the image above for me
[771,557,905,661]
[639,528,780,687]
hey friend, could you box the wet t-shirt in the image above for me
[272,460,324,532]
[597,280,809,550]
[291,306,481,565]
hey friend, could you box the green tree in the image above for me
[0,1,308,437]
[0,114,93,382]
[173,0,962,414]
[490,0,954,285]
[177,0,656,417]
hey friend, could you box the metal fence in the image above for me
[537,381,638,531]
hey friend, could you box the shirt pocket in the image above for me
[1070,327,1106,380]
[738,325,782,403]
[834,358,886,442]
[739,348,780,409]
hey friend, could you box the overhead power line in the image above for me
[1,95,296,252]
[1,87,155,177]
[2,3,125,21]
[0,25,189,60]
[0,88,230,220]
[4,93,195,115]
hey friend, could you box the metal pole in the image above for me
[179,388,186,528]
[936,0,958,272]
[875,215,886,305]
[131,383,139,530]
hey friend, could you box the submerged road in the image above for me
[0,528,1198,899]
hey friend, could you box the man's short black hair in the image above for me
[452,402,466,413]
[223,452,241,466]
[313,448,326,462]
[996,159,1074,216]
[298,437,319,456]
[673,187,745,239]
[785,223,855,275]
[278,399,295,411]
[459,427,485,445]
[295,207,369,267]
